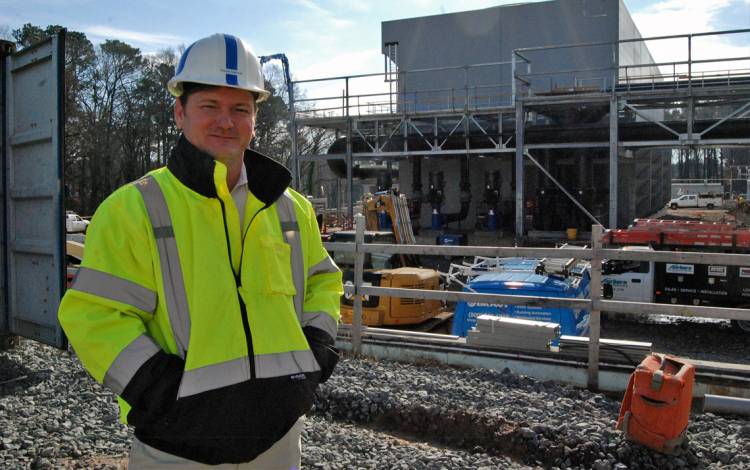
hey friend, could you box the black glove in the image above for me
[303,326,339,383]
[121,351,184,425]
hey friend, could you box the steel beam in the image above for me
[622,138,750,148]
[359,286,590,310]
[346,119,353,223]
[515,101,524,241]
[698,101,750,138]
[525,142,609,150]
[624,103,681,138]
[522,94,612,106]
[588,225,604,391]
[687,96,694,141]
[352,215,365,354]
[609,98,618,228]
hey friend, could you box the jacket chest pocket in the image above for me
[245,235,297,296]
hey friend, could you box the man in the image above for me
[58,33,343,468]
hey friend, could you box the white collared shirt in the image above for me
[230,164,249,226]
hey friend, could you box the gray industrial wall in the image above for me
[381,0,658,107]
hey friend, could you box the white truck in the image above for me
[66,211,89,233]
[602,247,750,333]
[668,193,722,209]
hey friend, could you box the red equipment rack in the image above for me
[605,219,750,250]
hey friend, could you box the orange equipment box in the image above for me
[617,354,695,453]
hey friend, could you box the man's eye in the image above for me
[201,104,217,109]
[235,108,251,114]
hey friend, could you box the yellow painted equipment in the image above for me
[329,192,447,328]
[340,267,444,326]
[66,240,84,288]
[364,191,416,242]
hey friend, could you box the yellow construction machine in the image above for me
[328,191,447,328]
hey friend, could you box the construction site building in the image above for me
[291,0,750,240]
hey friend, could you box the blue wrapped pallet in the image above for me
[452,267,590,340]
[436,233,467,246]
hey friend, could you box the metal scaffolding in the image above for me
[290,29,750,239]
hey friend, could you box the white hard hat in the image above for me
[168,33,270,102]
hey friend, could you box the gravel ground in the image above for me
[1,339,749,469]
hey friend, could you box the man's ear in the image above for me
[174,99,185,129]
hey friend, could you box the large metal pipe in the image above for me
[443,155,471,226]
[411,156,423,228]
[327,138,399,179]
[703,394,750,417]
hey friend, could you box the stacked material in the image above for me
[466,315,559,352]
[393,193,416,245]
[558,335,652,365]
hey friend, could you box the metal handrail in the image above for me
[513,28,750,96]
[293,61,516,115]
[291,29,749,119]
[294,60,515,84]
[294,85,516,118]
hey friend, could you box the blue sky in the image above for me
[1,0,748,81]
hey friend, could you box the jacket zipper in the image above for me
[218,198,268,381]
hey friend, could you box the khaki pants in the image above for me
[128,417,303,469]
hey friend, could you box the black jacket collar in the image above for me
[167,135,292,206]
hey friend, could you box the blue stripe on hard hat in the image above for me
[176,43,194,75]
[223,34,239,86]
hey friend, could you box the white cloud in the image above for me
[331,17,355,29]
[631,1,750,74]
[329,0,371,13]
[290,0,331,16]
[284,0,357,35]
[82,25,184,47]
[632,0,733,36]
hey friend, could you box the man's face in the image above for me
[174,86,256,165]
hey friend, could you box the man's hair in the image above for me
[178,82,220,107]
[178,82,259,108]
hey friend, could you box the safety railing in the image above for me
[512,28,750,97]
[292,62,516,119]
[324,215,750,391]
[291,29,748,122]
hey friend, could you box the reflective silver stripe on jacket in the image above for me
[103,334,161,395]
[300,311,338,339]
[134,176,191,358]
[72,267,157,314]
[276,192,305,319]
[177,350,320,398]
[308,256,339,279]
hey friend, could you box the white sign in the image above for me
[740,268,750,278]
[666,264,694,275]
[708,265,727,277]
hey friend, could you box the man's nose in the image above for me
[214,110,235,129]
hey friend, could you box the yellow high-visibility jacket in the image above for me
[58,136,342,464]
